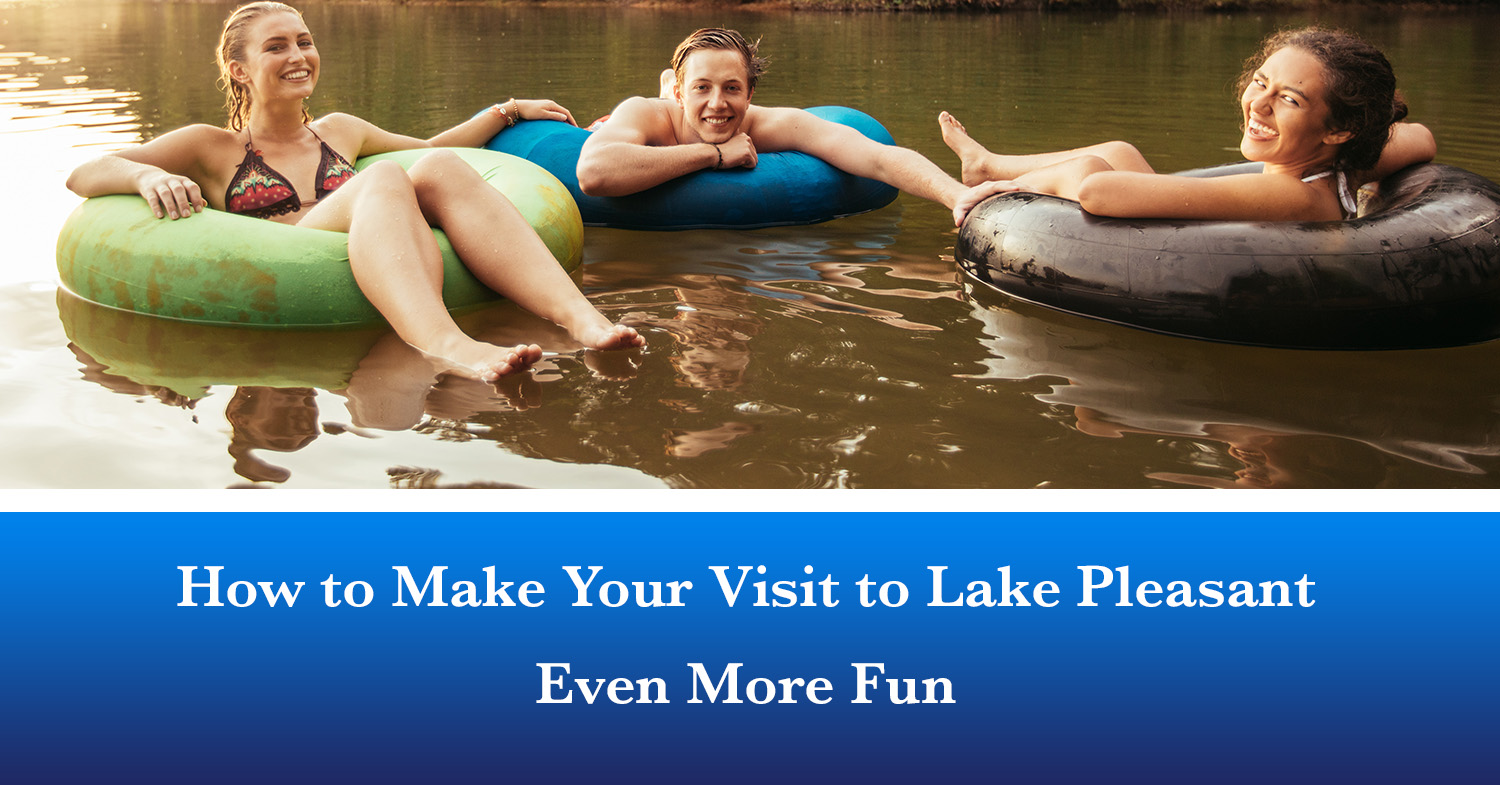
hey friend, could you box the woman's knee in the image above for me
[409,150,493,211]
[298,160,417,231]
[408,149,483,201]
[409,149,477,191]
[1072,154,1114,174]
[353,160,419,204]
[359,159,412,184]
[409,147,464,172]
[1096,141,1148,169]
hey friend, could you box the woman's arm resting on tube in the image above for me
[66,124,221,219]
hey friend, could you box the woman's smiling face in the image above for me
[1239,46,1352,169]
[232,11,319,105]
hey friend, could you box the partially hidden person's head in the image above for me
[224,386,320,484]
[1237,27,1407,173]
[216,2,315,131]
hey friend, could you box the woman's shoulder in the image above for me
[312,112,391,140]
[311,112,368,130]
[122,123,242,172]
[150,123,239,147]
[309,112,384,156]
[1221,169,1346,221]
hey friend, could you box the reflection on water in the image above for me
[59,289,652,485]
[1,33,145,290]
[582,211,957,395]
[964,285,1500,487]
[7,1,1500,488]
[224,387,319,484]
[0,38,141,145]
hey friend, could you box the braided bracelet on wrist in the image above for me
[492,100,518,128]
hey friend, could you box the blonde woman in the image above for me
[68,2,643,382]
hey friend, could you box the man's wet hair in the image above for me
[671,28,768,92]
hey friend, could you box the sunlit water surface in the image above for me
[4,0,1498,488]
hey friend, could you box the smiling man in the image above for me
[575,28,968,213]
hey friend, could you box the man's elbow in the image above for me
[576,169,605,196]
[575,156,617,197]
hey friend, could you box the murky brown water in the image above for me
[5,0,1498,488]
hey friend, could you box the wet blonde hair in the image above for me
[216,2,312,131]
[671,28,767,92]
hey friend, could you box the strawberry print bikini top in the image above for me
[225,126,356,219]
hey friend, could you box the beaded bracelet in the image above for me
[491,99,519,128]
[712,143,723,170]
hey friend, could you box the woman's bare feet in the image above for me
[583,349,641,381]
[481,343,543,381]
[939,111,995,186]
[576,323,646,351]
[411,304,643,384]
[423,333,542,383]
[556,304,647,351]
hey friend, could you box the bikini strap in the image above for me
[1301,169,1358,219]
[225,127,302,219]
[307,124,357,200]
[1334,171,1359,218]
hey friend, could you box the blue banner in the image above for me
[3,514,1494,782]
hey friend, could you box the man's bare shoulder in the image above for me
[743,106,824,152]
[742,104,802,127]
[598,96,678,144]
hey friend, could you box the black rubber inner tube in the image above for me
[955,162,1500,350]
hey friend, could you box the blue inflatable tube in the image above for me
[485,105,899,230]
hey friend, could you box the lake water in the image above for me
[4,0,1498,489]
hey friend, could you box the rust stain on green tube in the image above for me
[55,148,583,328]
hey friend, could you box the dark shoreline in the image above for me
[849,1,1475,10]
[778,1,1483,10]
[367,0,1494,12]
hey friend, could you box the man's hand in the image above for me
[953,180,1028,227]
[714,133,757,170]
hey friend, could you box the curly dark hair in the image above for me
[1238,27,1408,173]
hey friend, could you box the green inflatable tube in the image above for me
[58,288,386,398]
[56,148,584,328]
